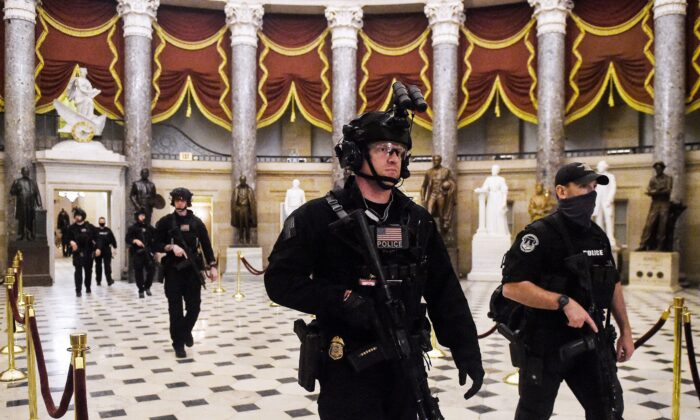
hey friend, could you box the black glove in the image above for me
[340,291,376,330]
[456,358,485,400]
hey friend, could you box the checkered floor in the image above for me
[1,258,699,419]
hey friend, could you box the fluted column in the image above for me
[4,0,38,241]
[117,0,157,215]
[425,0,464,175]
[226,2,263,191]
[325,6,362,188]
[653,0,687,202]
[529,0,572,189]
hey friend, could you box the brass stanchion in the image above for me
[212,251,225,294]
[69,332,88,420]
[672,296,684,420]
[24,294,38,420]
[233,250,245,301]
[427,324,445,358]
[0,268,26,382]
[504,369,519,385]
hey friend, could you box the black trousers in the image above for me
[317,358,417,420]
[516,347,624,420]
[73,253,93,293]
[132,252,155,292]
[94,251,112,284]
[164,266,201,347]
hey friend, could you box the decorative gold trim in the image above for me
[566,19,586,113]
[106,23,124,117]
[525,27,537,111]
[38,7,118,38]
[256,41,271,122]
[570,1,653,37]
[154,23,227,50]
[462,19,535,49]
[318,34,333,125]
[216,33,232,122]
[151,28,167,111]
[34,13,50,106]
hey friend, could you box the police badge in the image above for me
[328,336,345,360]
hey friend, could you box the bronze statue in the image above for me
[10,166,43,240]
[231,175,257,244]
[421,155,456,234]
[638,161,673,251]
[528,182,555,222]
[129,168,157,224]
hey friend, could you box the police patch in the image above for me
[520,233,539,253]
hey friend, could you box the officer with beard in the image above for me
[65,208,96,297]
[501,162,635,419]
[126,209,156,298]
[265,84,484,419]
[154,188,218,358]
[94,217,117,286]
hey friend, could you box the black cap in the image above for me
[134,208,146,219]
[653,161,666,169]
[554,162,609,187]
[72,207,86,218]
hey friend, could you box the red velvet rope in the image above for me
[634,313,669,349]
[683,318,700,404]
[477,324,498,340]
[73,367,89,420]
[241,257,267,275]
[29,316,74,418]
[7,286,24,325]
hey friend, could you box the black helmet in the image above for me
[169,187,193,206]
[72,207,86,219]
[134,208,146,220]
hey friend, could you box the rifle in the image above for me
[136,227,155,267]
[168,216,207,289]
[329,209,443,420]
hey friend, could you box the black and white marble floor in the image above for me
[1,258,699,419]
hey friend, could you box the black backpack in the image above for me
[488,284,525,341]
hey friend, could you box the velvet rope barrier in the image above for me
[634,307,670,349]
[683,315,700,404]
[477,323,498,339]
[7,285,24,325]
[241,257,267,275]
[28,316,74,418]
[73,366,89,420]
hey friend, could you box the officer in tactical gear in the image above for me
[154,187,218,358]
[126,209,156,298]
[501,162,635,420]
[65,207,96,297]
[94,217,117,286]
[265,83,484,419]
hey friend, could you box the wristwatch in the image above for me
[557,294,570,311]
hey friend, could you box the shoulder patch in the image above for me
[520,233,539,253]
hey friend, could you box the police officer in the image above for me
[65,208,96,297]
[126,209,156,298]
[57,208,71,257]
[94,217,117,286]
[501,162,635,419]
[265,95,484,419]
[154,188,218,358]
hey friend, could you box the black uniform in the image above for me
[57,210,71,257]
[65,222,96,294]
[154,210,214,348]
[265,177,482,419]
[94,225,117,285]
[502,211,622,419]
[126,221,156,293]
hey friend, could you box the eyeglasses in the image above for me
[369,142,407,159]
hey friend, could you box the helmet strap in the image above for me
[355,150,399,190]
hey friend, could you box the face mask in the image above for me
[99,223,106,227]
[558,190,597,228]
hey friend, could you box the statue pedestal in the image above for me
[9,240,52,286]
[628,251,679,291]
[226,247,263,276]
[468,233,511,281]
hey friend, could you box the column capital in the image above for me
[528,0,573,36]
[653,0,687,19]
[325,6,363,50]
[424,0,465,47]
[117,0,159,39]
[3,0,37,24]
[225,2,264,48]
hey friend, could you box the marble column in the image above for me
[4,0,38,241]
[117,0,157,213]
[226,2,263,191]
[528,0,572,190]
[425,0,464,175]
[325,6,362,188]
[653,0,687,202]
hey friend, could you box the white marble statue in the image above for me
[593,160,617,248]
[284,179,306,219]
[53,67,106,141]
[475,164,509,236]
